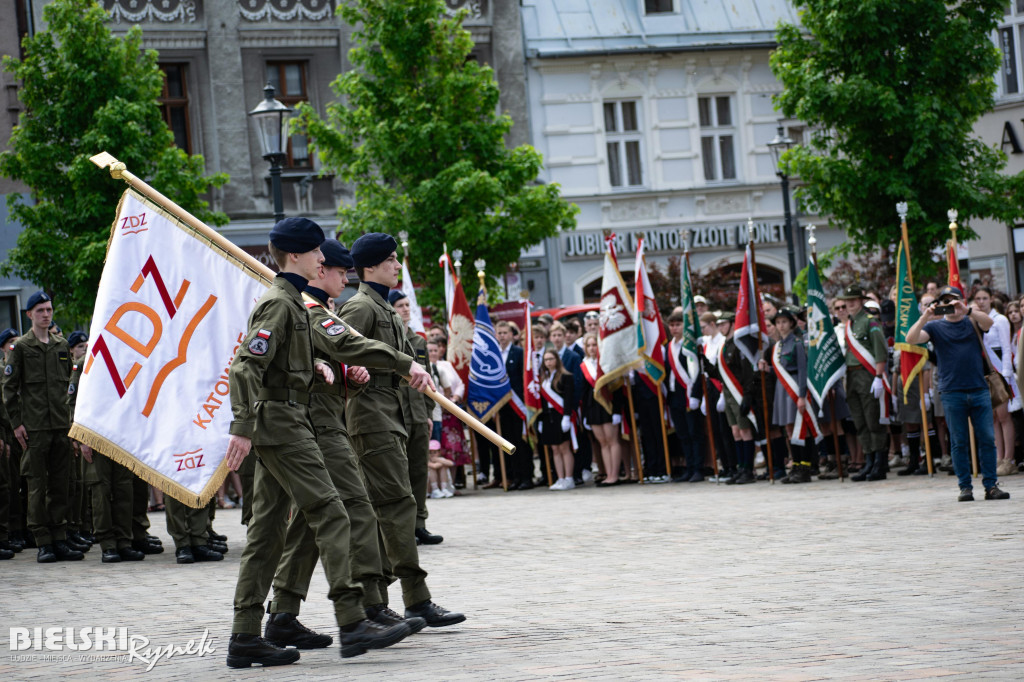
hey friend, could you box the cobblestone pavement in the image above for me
[1,474,1021,680]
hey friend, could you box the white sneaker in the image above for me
[430,489,445,499]
[476,473,488,484]
[650,475,670,484]
[442,483,455,498]
[581,469,594,483]
[562,477,576,490]
[549,479,565,491]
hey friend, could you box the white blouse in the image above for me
[983,310,1013,377]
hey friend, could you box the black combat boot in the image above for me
[866,450,888,480]
[264,612,333,649]
[851,452,875,481]
[338,619,411,658]
[225,633,300,668]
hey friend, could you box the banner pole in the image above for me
[656,389,672,478]
[747,219,774,483]
[625,385,644,483]
[494,417,509,492]
[682,229,717,481]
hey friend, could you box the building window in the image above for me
[699,95,737,181]
[159,63,192,154]
[266,61,311,168]
[998,4,1024,97]
[644,0,674,14]
[604,100,644,188]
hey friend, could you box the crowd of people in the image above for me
[465,282,1017,503]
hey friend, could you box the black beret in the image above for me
[772,308,797,324]
[268,217,325,254]
[320,239,354,269]
[351,232,398,268]
[388,290,408,306]
[717,312,736,323]
[0,328,18,347]
[25,291,51,311]
[67,331,88,347]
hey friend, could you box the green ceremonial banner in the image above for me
[678,256,702,378]
[894,242,928,403]
[805,257,845,407]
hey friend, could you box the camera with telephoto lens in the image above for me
[933,303,955,315]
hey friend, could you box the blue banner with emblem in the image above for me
[466,289,512,423]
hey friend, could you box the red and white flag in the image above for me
[439,248,473,388]
[635,237,667,391]
[516,297,540,426]
[596,234,639,397]
[733,243,768,367]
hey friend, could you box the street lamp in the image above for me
[767,123,797,303]
[248,83,293,223]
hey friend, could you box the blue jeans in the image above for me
[939,388,998,491]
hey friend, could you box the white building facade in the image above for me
[519,0,844,306]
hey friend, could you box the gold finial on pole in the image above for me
[948,208,959,243]
[474,258,486,293]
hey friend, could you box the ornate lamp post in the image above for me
[248,84,293,223]
[767,123,797,303]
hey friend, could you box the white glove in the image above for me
[700,396,707,415]
[612,413,622,426]
[689,397,700,410]
[537,421,543,434]
[870,376,883,399]
[560,415,571,433]
[716,394,725,413]
[924,391,932,411]
[583,418,591,431]
[1009,396,1022,413]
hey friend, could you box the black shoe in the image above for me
[866,452,888,481]
[913,465,929,475]
[118,546,145,561]
[0,547,13,560]
[517,481,535,490]
[851,453,875,482]
[781,465,811,484]
[0,540,20,554]
[264,612,333,649]
[414,527,443,545]
[208,529,228,543]
[734,470,756,485]
[226,633,300,668]
[897,453,920,476]
[176,547,195,564]
[191,545,224,562]
[985,485,1010,500]
[101,548,122,563]
[132,539,165,555]
[64,536,90,553]
[365,603,427,635]
[146,534,163,545]
[37,545,57,563]
[69,532,92,549]
[573,477,584,486]
[339,619,411,658]
[8,536,25,552]
[958,488,974,502]
[404,600,466,628]
[54,540,84,561]
[209,541,229,554]
[687,471,705,483]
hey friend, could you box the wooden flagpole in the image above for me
[90,151,515,456]
[683,228,718,481]
[656,390,672,478]
[625,386,644,482]
[747,219,774,483]
[808,225,845,481]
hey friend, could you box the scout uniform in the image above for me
[1,292,81,561]
[227,219,416,668]
[837,286,890,480]
[339,232,465,628]
[268,241,424,648]
[391,290,434,535]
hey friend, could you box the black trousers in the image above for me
[636,394,667,477]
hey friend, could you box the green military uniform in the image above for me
[844,308,889,454]
[399,327,432,530]
[0,384,14,546]
[164,495,210,550]
[718,337,756,432]
[230,275,414,635]
[1,331,74,546]
[339,282,431,609]
[271,295,390,614]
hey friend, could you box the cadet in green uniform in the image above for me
[389,290,442,545]
[836,286,890,481]
[339,233,466,628]
[64,331,92,551]
[1,292,83,563]
[0,331,15,559]
[224,219,432,668]
[0,328,26,553]
[709,313,758,485]
[266,240,427,651]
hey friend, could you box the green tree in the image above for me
[0,0,228,323]
[771,0,1024,275]
[295,0,577,306]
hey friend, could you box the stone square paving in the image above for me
[1,474,1021,680]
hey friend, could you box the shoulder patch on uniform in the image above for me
[248,337,269,356]
[326,323,346,336]
[257,329,272,340]
[68,384,76,395]
[3,365,11,376]
[321,319,334,329]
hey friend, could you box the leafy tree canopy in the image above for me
[295,0,577,306]
[771,0,1024,277]
[1,0,228,323]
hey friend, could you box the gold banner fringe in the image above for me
[69,423,228,509]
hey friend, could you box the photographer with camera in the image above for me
[906,286,1010,502]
